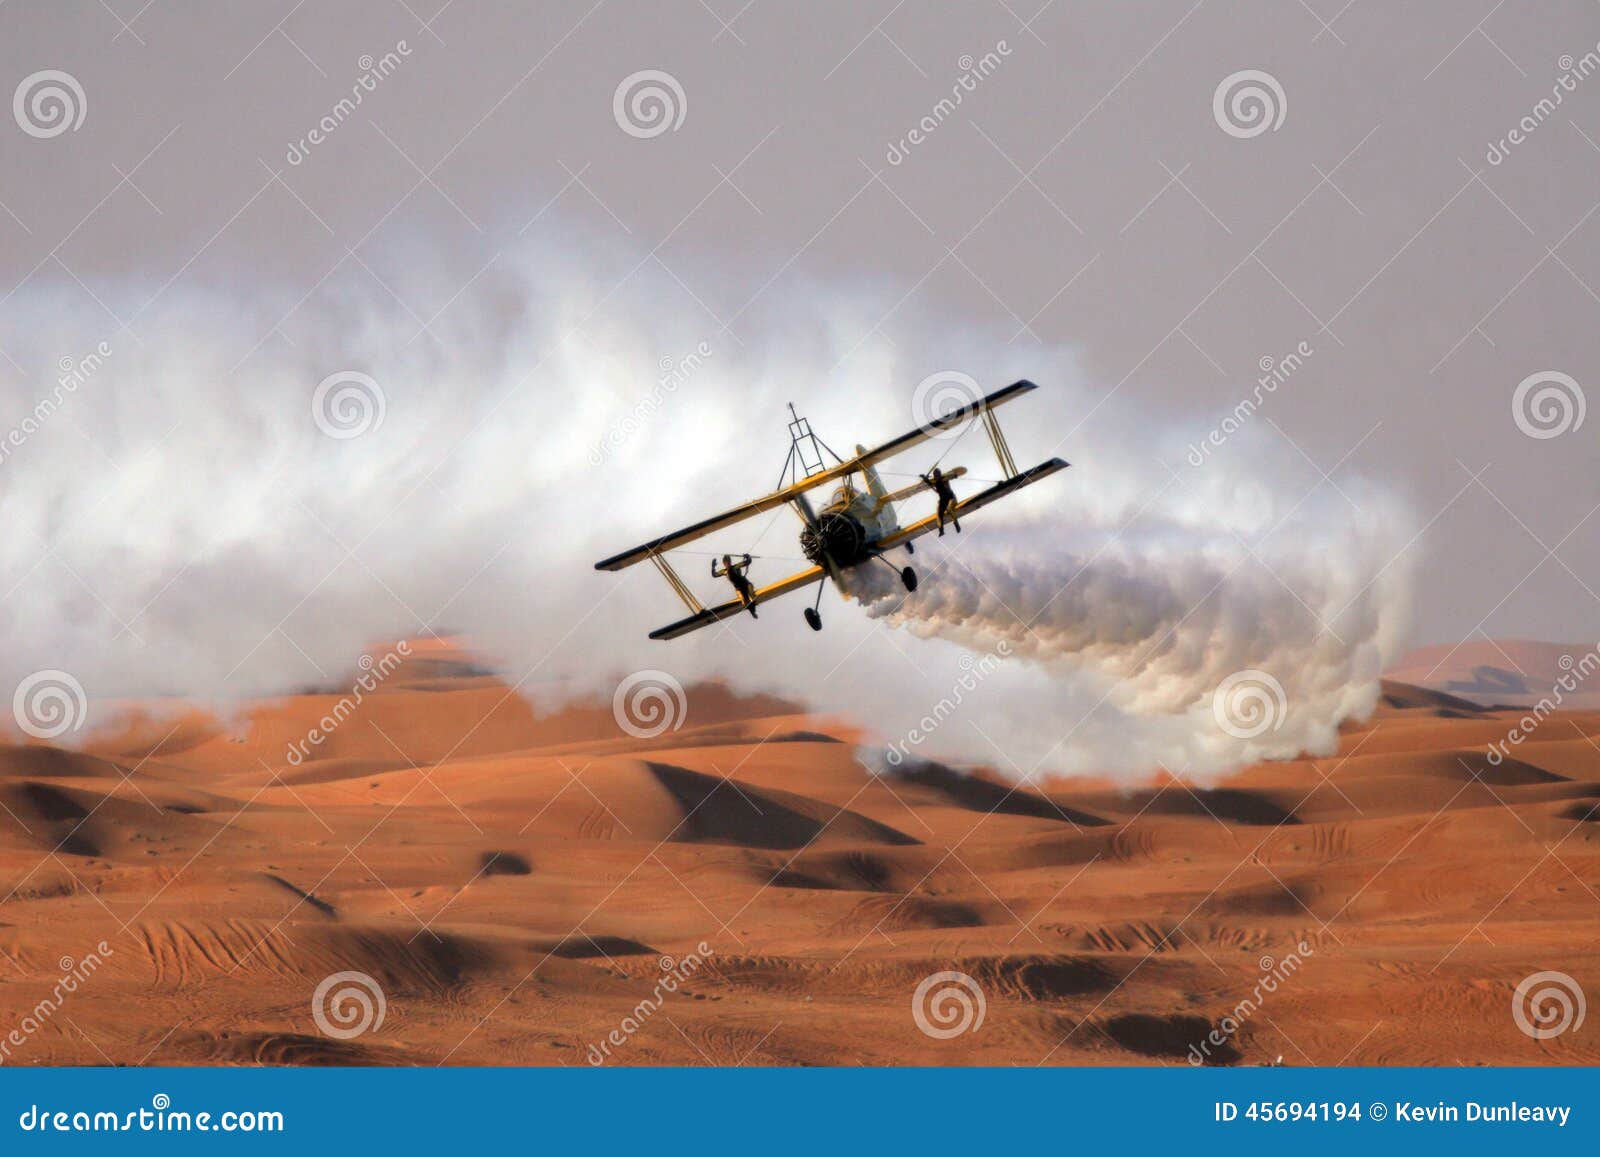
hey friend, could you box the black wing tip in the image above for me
[649,612,714,640]
[980,379,1036,403]
[1029,457,1070,475]
[594,550,642,571]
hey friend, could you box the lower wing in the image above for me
[649,565,826,640]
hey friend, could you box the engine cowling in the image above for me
[800,512,867,567]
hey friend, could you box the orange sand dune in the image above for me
[0,667,1596,1067]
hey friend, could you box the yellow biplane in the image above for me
[594,380,1068,639]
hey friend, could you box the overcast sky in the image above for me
[3,0,1599,659]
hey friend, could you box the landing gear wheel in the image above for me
[804,607,823,631]
[901,566,918,592]
[905,541,914,555]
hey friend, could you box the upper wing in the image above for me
[874,457,1070,551]
[850,378,1037,472]
[648,565,825,640]
[594,483,818,572]
[594,380,1038,571]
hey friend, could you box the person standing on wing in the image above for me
[712,553,759,617]
[920,466,961,536]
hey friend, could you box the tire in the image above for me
[901,567,918,592]
[804,607,822,631]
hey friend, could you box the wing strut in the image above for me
[982,406,1019,479]
[648,551,704,614]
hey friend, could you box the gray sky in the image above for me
[3,0,1599,663]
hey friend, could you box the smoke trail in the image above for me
[845,484,1408,778]
[0,225,1411,779]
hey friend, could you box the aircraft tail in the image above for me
[856,443,901,537]
[857,444,891,503]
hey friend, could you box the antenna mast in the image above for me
[780,403,843,488]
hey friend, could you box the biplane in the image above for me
[593,380,1069,639]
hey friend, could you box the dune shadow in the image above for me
[479,851,532,876]
[899,761,1111,826]
[261,872,338,918]
[1102,1013,1240,1064]
[1139,787,1299,826]
[644,761,917,849]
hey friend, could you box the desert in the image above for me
[1,638,1594,1067]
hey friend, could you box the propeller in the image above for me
[792,490,848,583]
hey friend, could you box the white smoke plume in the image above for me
[846,488,1408,778]
[0,225,1412,780]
